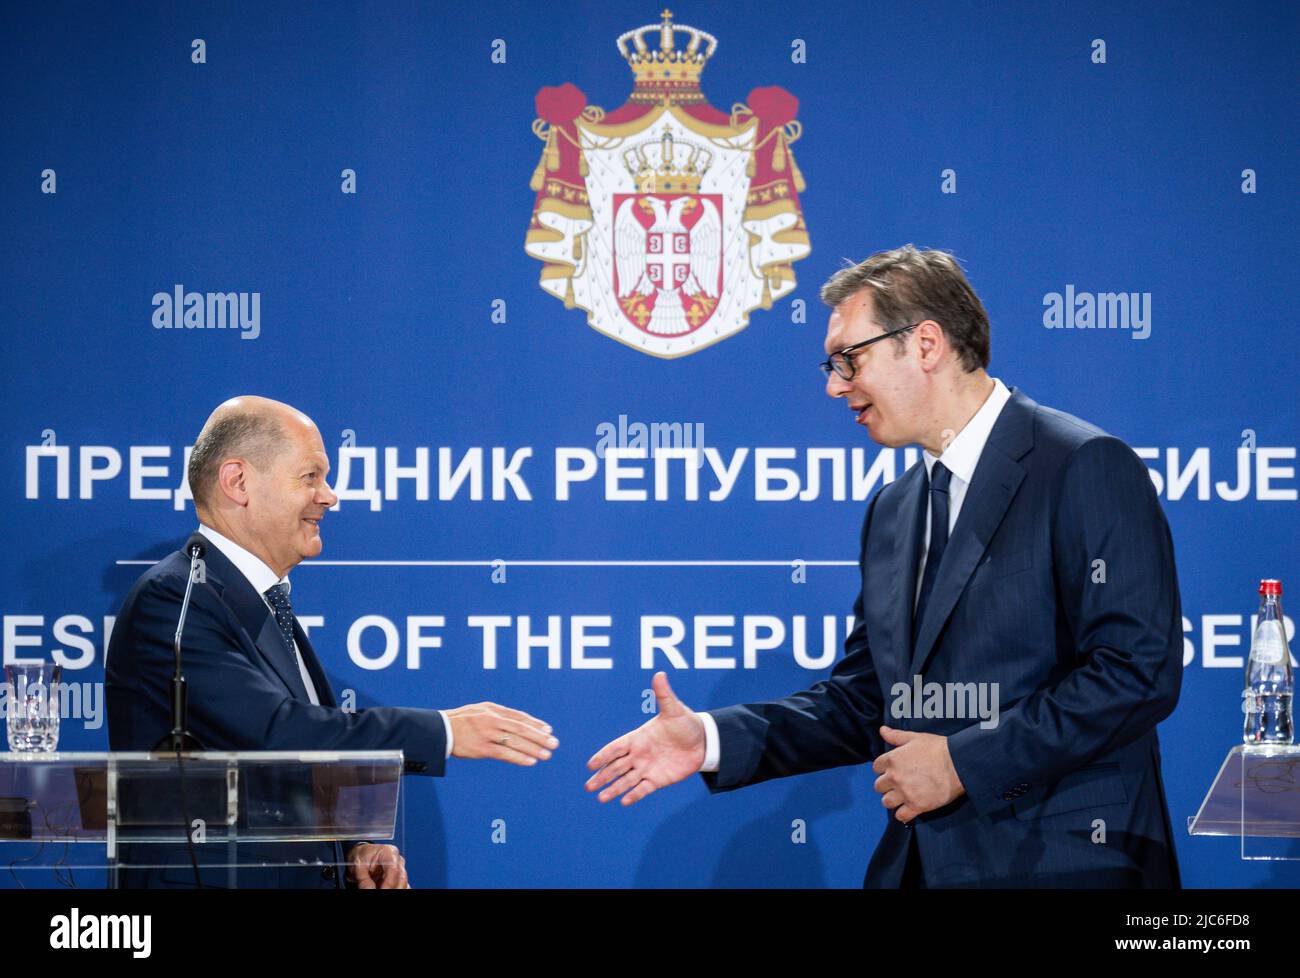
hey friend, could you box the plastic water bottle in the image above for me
[1243,579,1293,745]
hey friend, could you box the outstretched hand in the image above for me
[585,672,706,806]
[446,702,558,765]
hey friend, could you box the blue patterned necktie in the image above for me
[263,583,296,654]
[912,461,952,649]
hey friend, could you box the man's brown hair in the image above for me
[820,245,991,372]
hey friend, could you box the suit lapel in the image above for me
[906,389,1037,677]
[293,621,336,707]
[252,614,312,701]
[201,544,312,701]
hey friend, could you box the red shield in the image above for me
[612,192,723,336]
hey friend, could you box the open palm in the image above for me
[585,672,706,806]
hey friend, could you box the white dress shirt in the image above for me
[913,377,1012,610]
[196,524,454,757]
[696,378,1012,772]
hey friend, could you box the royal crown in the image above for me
[623,130,712,194]
[618,9,716,100]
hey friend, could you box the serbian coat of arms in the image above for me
[525,10,811,358]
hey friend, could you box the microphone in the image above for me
[184,531,208,561]
[152,533,208,752]
[173,532,208,665]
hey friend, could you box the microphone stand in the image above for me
[153,539,206,753]
[149,535,208,889]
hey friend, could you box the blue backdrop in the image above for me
[1,0,1297,887]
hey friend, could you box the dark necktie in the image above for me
[912,461,952,649]
[263,583,296,655]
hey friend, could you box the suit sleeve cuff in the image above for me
[947,723,1014,818]
[698,711,720,773]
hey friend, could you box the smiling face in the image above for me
[823,288,929,448]
[238,414,337,576]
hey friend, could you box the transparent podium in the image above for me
[1189,745,1300,860]
[0,750,404,887]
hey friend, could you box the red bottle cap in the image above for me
[1259,579,1282,596]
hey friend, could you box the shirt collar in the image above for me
[922,377,1012,485]
[197,523,290,598]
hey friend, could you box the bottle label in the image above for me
[1252,634,1287,665]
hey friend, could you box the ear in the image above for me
[216,459,251,507]
[916,319,946,370]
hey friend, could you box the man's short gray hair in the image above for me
[187,413,286,511]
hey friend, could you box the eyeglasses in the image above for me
[818,323,920,381]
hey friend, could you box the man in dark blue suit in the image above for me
[585,245,1182,888]
[107,396,559,888]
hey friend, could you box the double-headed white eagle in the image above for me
[615,195,721,336]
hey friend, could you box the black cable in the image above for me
[174,745,203,888]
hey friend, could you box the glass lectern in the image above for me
[1189,745,1300,861]
[0,750,404,887]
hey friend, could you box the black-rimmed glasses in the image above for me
[818,323,920,381]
